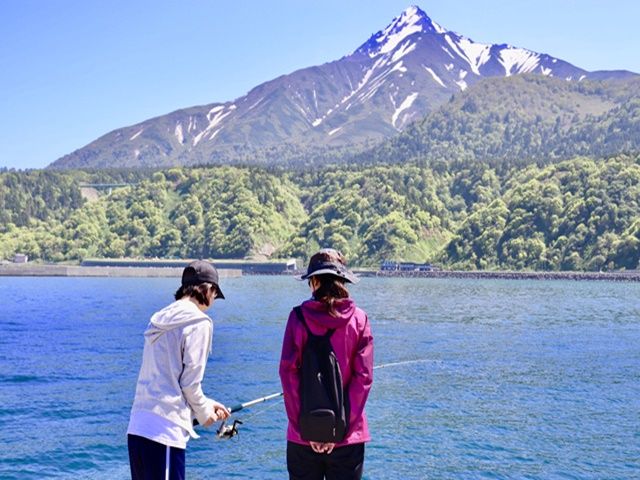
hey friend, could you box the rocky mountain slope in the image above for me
[50,6,636,169]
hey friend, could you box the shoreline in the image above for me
[366,269,640,282]
[1,264,638,282]
[0,264,242,278]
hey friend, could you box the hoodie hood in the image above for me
[145,299,212,346]
[300,298,356,330]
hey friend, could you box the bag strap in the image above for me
[294,306,335,338]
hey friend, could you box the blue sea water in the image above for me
[0,275,638,479]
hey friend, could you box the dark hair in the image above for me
[175,282,215,306]
[309,250,350,316]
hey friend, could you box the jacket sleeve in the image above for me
[279,309,302,431]
[347,313,374,429]
[180,320,214,425]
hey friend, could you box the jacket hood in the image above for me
[145,299,211,344]
[300,298,356,330]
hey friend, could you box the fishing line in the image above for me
[240,358,435,417]
[373,358,439,370]
[241,397,284,422]
[213,357,437,439]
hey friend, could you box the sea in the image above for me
[0,275,638,479]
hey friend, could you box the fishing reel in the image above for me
[216,418,243,440]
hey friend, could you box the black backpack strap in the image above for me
[294,305,335,338]
[294,306,312,336]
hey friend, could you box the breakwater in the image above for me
[371,269,640,282]
[81,258,297,274]
[0,264,242,278]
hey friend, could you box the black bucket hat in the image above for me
[298,249,359,284]
[182,260,225,299]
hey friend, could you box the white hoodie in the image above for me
[129,299,216,439]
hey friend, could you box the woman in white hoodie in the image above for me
[127,260,230,480]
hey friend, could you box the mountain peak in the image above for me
[356,5,447,58]
[49,5,636,170]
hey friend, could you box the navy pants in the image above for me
[128,434,186,480]
[287,442,365,480]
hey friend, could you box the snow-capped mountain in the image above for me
[50,5,636,169]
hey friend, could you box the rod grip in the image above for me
[193,403,243,426]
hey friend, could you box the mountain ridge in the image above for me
[49,5,637,170]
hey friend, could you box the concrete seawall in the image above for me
[2,265,637,282]
[371,270,640,282]
[0,264,242,278]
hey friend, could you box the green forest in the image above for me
[2,154,639,271]
[365,75,640,170]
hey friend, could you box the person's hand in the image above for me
[212,401,231,421]
[203,415,216,427]
[203,401,230,427]
[309,442,335,454]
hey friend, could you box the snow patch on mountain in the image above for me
[209,128,222,140]
[456,70,469,91]
[247,96,265,111]
[130,129,144,141]
[175,123,184,144]
[431,19,446,34]
[455,37,492,75]
[499,48,541,76]
[441,46,455,59]
[443,34,491,75]
[392,41,417,62]
[193,104,236,145]
[424,66,446,87]
[392,92,419,128]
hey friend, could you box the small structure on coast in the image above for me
[13,254,28,264]
[380,260,439,272]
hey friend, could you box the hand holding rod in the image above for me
[193,392,284,426]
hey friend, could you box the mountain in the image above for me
[365,74,640,168]
[49,5,637,169]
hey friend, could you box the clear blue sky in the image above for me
[2,0,638,169]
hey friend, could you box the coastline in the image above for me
[366,269,640,282]
[1,264,638,282]
[0,264,242,278]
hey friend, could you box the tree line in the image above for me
[1,155,639,271]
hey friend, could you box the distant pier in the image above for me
[0,264,241,279]
[371,269,640,282]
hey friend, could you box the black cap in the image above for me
[298,249,359,284]
[182,260,225,299]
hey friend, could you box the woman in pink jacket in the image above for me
[280,248,374,480]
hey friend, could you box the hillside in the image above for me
[365,75,640,168]
[3,155,639,271]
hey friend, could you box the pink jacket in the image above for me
[279,298,374,446]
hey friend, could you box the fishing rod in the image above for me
[215,392,284,439]
[211,359,432,440]
[227,391,284,414]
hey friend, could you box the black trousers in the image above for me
[287,442,365,480]
[128,434,186,480]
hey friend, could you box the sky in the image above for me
[1,0,639,170]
